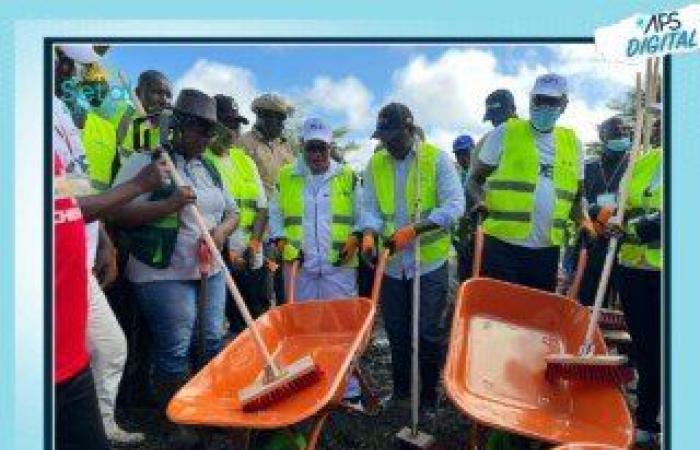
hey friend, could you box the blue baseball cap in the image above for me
[483,89,515,122]
[453,135,474,154]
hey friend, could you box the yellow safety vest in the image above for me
[81,112,118,192]
[119,118,160,162]
[278,164,357,266]
[619,148,662,270]
[483,118,580,246]
[369,143,450,264]
[204,147,262,242]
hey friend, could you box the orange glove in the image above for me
[361,231,376,260]
[336,234,360,266]
[387,225,417,253]
[593,206,614,235]
[198,240,213,275]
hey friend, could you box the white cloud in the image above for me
[298,76,374,131]
[370,44,638,166]
[174,59,259,126]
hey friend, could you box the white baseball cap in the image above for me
[531,73,568,98]
[302,117,332,144]
[57,44,101,64]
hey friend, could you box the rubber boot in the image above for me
[153,375,203,450]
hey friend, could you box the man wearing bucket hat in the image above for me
[467,73,588,292]
[269,117,363,405]
[362,103,465,410]
[238,93,296,305]
[238,93,296,196]
[203,95,270,334]
[111,88,239,447]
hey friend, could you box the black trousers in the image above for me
[226,264,269,334]
[482,235,560,292]
[576,237,618,307]
[618,266,661,433]
[56,367,109,450]
[379,263,448,403]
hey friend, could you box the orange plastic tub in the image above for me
[552,444,627,450]
[444,277,633,447]
[167,297,375,428]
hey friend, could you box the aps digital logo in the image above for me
[595,3,700,62]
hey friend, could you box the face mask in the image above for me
[529,106,561,132]
[605,137,631,153]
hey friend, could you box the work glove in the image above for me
[360,231,377,266]
[604,216,626,239]
[592,206,615,236]
[334,233,361,267]
[631,211,661,244]
[197,240,213,276]
[241,237,263,268]
[386,225,417,254]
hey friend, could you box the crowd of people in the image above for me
[53,44,663,449]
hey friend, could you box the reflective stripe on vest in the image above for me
[204,147,261,241]
[619,148,662,270]
[120,119,160,161]
[483,118,579,246]
[278,164,357,265]
[81,112,118,191]
[369,142,450,264]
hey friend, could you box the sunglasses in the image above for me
[188,119,216,138]
[532,95,565,108]
[304,141,329,154]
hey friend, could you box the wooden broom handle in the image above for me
[581,61,655,354]
[118,71,281,375]
[161,153,281,375]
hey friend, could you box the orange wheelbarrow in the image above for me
[443,277,634,449]
[167,250,389,449]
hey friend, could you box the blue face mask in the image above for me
[605,137,631,152]
[529,106,561,132]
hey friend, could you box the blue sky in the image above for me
[101,43,642,167]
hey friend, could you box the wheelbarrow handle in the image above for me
[286,259,299,305]
[370,249,390,306]
[472,211,485,278]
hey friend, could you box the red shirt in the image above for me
[54,154,90,383]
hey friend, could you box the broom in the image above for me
[119,73,321,410]
[546,63,654,385]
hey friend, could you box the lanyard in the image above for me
[598,154,627,193]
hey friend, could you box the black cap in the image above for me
[372,102,414,139]
[214,94,249,127]
[483,89,515,121]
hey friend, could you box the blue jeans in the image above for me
[133,271,226,379]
